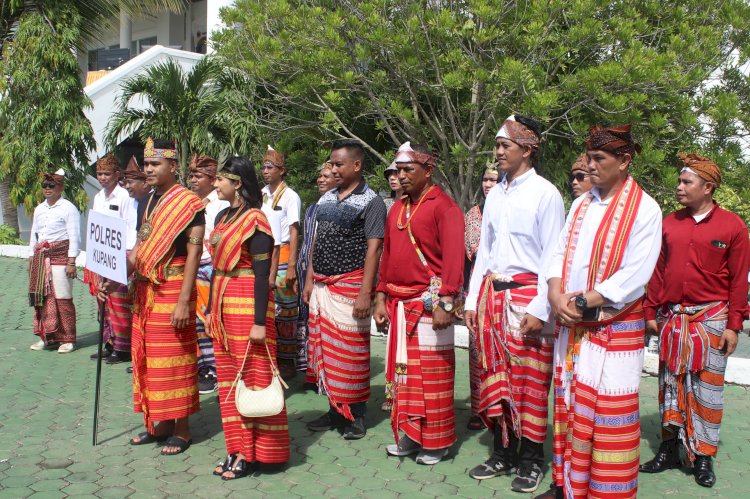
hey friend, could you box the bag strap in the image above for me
[224,338,288,403]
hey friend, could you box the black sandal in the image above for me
[160,436,192,456]
[129,432,168,446]
[221,457,249,480]
[213,454,236,476]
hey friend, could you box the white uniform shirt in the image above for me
[92,185,138,250]
[546,185,662,308]
[202,190,231,262]
[261,184,301,244]
[466,169,565,322]
[29,198,81,258]
[261,205,283,247]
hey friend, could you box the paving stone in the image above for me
[0,254,748,499]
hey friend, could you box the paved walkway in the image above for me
[0,256,748,498]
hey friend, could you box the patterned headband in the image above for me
[586,125,641,156]
[394,141,438,168]
[96,154,120,172]
[144,137,178,159]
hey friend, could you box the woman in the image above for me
[208,156,289,479]
[296,161,337,384]
[464,163,499,431]
[382,161,404,212]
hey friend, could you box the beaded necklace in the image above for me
[396,185,436,230]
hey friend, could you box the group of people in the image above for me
[26,116,749,497]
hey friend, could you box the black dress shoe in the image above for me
[106,351,132,364]
[90,344,113,360]
[533,483,564,499]
[639,439,680,473]
[693,455,716,487]
[126,366,134,374]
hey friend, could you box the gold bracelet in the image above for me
[187,236,203,245]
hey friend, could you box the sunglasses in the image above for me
[570,172,588,182]
[41,182,57,189]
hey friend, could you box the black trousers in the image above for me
[491,423,544,467]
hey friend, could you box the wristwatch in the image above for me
[574,294,588,311]
[437,300,454,313]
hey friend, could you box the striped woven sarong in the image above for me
[308,268,371,421]
[214,259,289,463]
[84,269,131,353]
[132,257,199,431]
[275,243,299,362]
[659,302,728,460]
[30,240,76,344]
[553,303,645,499]
[475,273,554,445]
[195,262,215,370]
[468,325,481,417]
[386,293,456,450]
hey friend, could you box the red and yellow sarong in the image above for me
[84,269,132,353]
[475,272,554,445]
[384,284,456,450]
[308,269,371,421]
[132,185,203,431]
[208,208,289,463]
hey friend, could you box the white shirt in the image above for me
[92,185,138,250]
[29,198,81,257]
[466,169,565,323]
[547,185,662,308]
[261,184,301,244]
[202,190,231,262]
[261,205,283,247]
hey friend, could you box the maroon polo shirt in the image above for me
[644,204,750,331]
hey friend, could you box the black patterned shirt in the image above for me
[312,180,386,277]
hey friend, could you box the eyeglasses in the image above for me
[41,182,57,189]
[570,172,588,182]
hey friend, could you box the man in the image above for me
[303,138,386,440]
[374,142,464,465]
[123,156,151,201]
[126,137,205,456]
[640,153,750,488]
[541,125,662,499]
[464,115,564,493]
[260,146,302,378]
[464,162,499,430]
[86,154,138,364]
[570,154,593,198]
[29,169,80,353]
[188,154,229,394]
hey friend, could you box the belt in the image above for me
[135,265,184,281]
[492,281,523,292]
[214,268,255,277]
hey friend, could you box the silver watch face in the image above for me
[442,301,453,312]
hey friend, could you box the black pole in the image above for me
[92,280,106,446]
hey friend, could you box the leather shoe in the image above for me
[693,455,716,488]
[639,439,680,473]
[106,350,132,364]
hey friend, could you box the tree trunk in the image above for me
[0,179,19,233]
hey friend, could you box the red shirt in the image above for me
[377,186,465,296]
[645,204,750,331]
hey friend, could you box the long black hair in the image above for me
[220,156,262,209]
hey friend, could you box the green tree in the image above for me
[0,0,188,225]
[104,57,257,182]
[214,0,750,214]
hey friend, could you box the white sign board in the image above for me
[85,211,128,284]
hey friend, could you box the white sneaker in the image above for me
[416,447,449,465]
[386,435,421,457]
[30,340,46,351]
[57,343,75,353]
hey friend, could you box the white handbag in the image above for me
[226,341,288,418]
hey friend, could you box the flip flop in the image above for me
[160,436,192,456]
[129,431,168,446]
